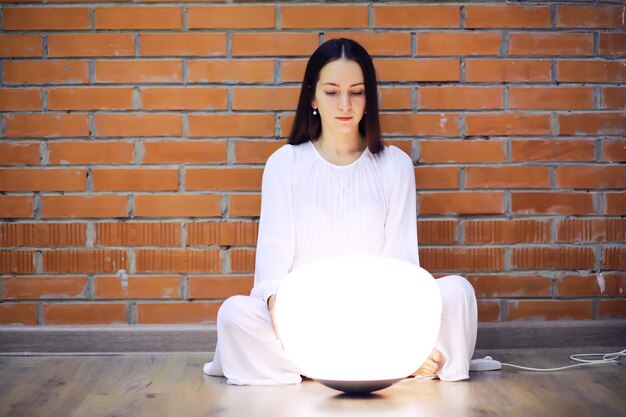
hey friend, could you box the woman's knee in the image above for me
[217,295,254,330]
[436,275,476,304]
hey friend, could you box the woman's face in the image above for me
[312,59,366,136]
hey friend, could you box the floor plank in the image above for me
[0,349,624,417]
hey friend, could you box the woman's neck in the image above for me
[314,131,366,165]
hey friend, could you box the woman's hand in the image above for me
[267,294,281,340]
[412,348,443,378]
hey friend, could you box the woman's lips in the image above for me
[335,116,353,121]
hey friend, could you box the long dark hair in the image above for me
[288,38,383,154]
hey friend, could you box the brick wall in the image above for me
[0,1,624,325]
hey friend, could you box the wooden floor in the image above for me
[0,348,624,417]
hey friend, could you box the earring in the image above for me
[313,108,317,116]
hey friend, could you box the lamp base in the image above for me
[314,378,403,394]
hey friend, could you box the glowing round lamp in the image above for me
[273,255,441,394]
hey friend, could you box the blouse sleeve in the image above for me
[381,146,420,266]
[250,145,295,303]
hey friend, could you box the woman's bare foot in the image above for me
[411,349,443,378]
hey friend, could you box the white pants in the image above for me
[204,275,477,385]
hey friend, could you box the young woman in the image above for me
[204,38,477,385]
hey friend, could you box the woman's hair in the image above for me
[288,38,383,154]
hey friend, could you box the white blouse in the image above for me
[250,140,420,302]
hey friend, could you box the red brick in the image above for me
[3,60,88,84]
[42,250,128,273]
[279,114,295,138]
[419,140,505,163]
[43,303,128,325]
[188,5,274,29]
[0,88,41,111]
[510,247,595,270]
[373,5,460,28]
[477,301,501,322]
[419,86,503,110]
[188,275,253,299]
[419,247,504,272]
[599,33,626,56]
[0,196,33,218]
[511,192,594,215]
[0,223,86,247]
[0,251,35,274]
[229,249,256,273]
[557,273,625,297]
[95,222,180,247]
[186,168,263,191]
[324,32,411,56]
[557,165,626,189]
[3,114,89,138]
[557,218,625,243]
[95,60,182,83]
[48,141,134,165]
[139,33,226,57]
[466,166,551,189]
[465,219,550,244]
[92,168,179,192]
[603,247,626,270]
[135,249,221,273]
[234,140,285,164]
[509,87,593,110]
[282,5,367,29]
[2,276,87,300]
[509,33,593,56]
[466,59,551,82]
[232,33,318,56]
[386,140,412,156]
[419,192,504,215]
[95,6,181,29]
[511,139,595,162]
[557,5,625,29]
[229,194,261,217]
[140,87,227,110]
[375,59,460,82]
[468,274,552,298]
[465,5,551,28]
[381,113,459,136]
[94,275,181,299]
[602,87,626,109]
[508,300,593,321]
[49,34,134,58]
[466,113,551,136]
[142,140,228,164]
[95,114,182,137]
[417,220,458,245]
[136,301,221,324]
[0,168,85,192]
[49,87,133,111]
[189,60,275,83]
[0,303,37,325]
[602,139,626,162]
[134,195,221,218]
[0,34,42,58]
[598,300,626,319]
[187,222,259,246]
[417,33,501,56]
[232,87,299,111]
[606,193,626,215]
[379,87,413,110]
[4,6,90,30]
[41,195,128,219]
[0,142,40,165]
[279,59,307,83]
[188,114,275,138]
[559,113,626,135]
[557,60,625,83]
[414,167,458,190]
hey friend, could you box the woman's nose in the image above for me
[338,93,351,111]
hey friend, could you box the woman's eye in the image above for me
[350,90,364,96]
[324,91,338,96]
